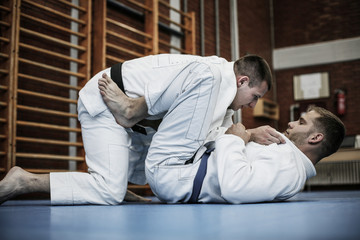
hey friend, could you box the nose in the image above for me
[249,99,258,109]
[288,121,295,129]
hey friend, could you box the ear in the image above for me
[236,76,249,88]
[309,133,324,144]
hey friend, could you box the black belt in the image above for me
[188,141,215,203]
[110,63,147,135]
[110,63,125,92]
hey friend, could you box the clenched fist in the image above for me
[225,123,251,144]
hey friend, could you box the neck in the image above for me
[297,145,318,166]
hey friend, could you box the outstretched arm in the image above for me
[98,73,149,128]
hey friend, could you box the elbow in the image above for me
[220,184,275,204]
[220,187,245,204]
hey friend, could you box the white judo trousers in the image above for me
[50,62,221,205]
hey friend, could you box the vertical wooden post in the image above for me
[77,0,92,172]
[0,0,17,173]
[92,0,106,75]
[80,0,92,85]
[145,0,159,55]
[9,0,21,168]
[184,12,196,55]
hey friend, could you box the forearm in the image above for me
[125,97,149,123]
[215,135,280,203]
[247,126,285,145]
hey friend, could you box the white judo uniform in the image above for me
[150,126,316,203]
[50,54,236,205]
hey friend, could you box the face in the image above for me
[229,76,268,111]
[284,110,320,146]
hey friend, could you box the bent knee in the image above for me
[91,177,127,205]
[99,189,126,205]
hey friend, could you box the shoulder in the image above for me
[246,141,295,162]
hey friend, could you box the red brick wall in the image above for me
[218,0,232,60]
[275,60,360,135]
[203,0,216,56]
[188,0,274,129]
[186,1,201,55]
[187,0,360,136]
[237,0,274,129]
[273,0,360,135]
[273,0,360,48]
[187,0,232,59]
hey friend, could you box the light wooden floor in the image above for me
[1,191,359,240]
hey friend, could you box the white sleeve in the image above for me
[215,134,300,204]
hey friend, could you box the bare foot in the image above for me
[0,166,50,205]
[124,190,152,203]
[98,73,148,127]
[0,167,31,204]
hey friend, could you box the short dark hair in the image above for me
[308,105,346,160]
[233,54,272,91]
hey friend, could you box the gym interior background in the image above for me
[0,0,359,196]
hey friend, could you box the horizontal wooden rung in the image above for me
[0,36,9,43]
[16,152,84,161]
[158,49,169,54]
[0,52,9,59]
[0,118,6,123]
[16,136,83,147]
[17,120,81,132]
[17,89,78,104]
[20,43,85,64]
[0,5,11,12]
[58,0,87,13]
[19,58,86,78]
[23,0,86,25]
[0,69,9,74]
[0,101,7,107]
[18,73,82,91]
[0,20,10,28]
[20,28,86,51]
[0,85,8,90]
[158,14,190,31]
[106,55,126,65]
[127,0,152,12]
[17,105,78,118]
[159,40,189,53]
[158,0,192,18]
[21,13,86,39]
[107,30,152,50]
[106,43,144,58]
[106,18,152,39]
